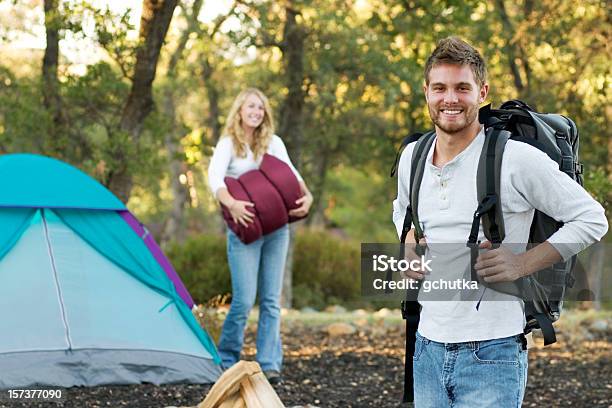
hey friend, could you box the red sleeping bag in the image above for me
[222,153,305,244]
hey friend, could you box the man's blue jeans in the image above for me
[413,332,528,408]
[218,225,289,372]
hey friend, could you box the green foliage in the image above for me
[292,229,361,309]
[324,166,397,242]
[584,167,612,225]
[165,233,231,304]
[167,229,361,308]
[0,0,608,244]
[0,67,48,154]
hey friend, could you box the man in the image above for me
[392,37,608,407]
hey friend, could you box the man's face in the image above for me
[424,64,488,134]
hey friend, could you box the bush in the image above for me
[292,229,360,309]
[166,234,231,304]
[167,229,361,308]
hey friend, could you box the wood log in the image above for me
[198,361,284,408]
[240,376,263,408]
[198,361,259,408]
[218,391,245,408]
[247,372,285,407]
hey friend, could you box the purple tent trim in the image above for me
[119,210,195,308]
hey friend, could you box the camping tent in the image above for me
[0,153,222,388]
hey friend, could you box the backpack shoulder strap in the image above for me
[406,131,436,243]
[390,132,423,177]
[472,127,511,245]
[400,130,436,403]
[398,130,435,404]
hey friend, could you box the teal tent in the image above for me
[0,154,222,388]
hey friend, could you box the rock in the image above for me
[369,326,388,337]
[590,319,608,332]
[354,318,369,327]
[352,308,368,316]
[325,305,347,314]
[326,322,356,337]
[373,308,391,318]
[300,307,318,314]
[289,406,321,408]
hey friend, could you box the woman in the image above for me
[207,88,313,384]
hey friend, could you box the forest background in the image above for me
[1,0,609,310]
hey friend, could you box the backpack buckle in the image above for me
[475,195,497,218]
[575,162,584,175]
[565,273,576,288]
[560,156,574,173]
[401,301,409,319]
[467,195,498,245]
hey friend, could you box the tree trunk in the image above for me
[162,0,204,244]
[588,243,605,311]
[162,89,188,243]
[278,6,306,168]
[202,58,222,143]
[42,0,65,153]
[277,5,307,309]
[495,0,529,98]
[108,0,179,202]
[608,120,612,178]
[281,225,296,309]
[306,149,330,227]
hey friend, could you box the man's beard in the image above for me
[429,103,479,134]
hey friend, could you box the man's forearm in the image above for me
[520,241,563,277]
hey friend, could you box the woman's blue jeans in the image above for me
[218,225,289,372]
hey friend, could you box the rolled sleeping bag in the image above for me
[222,153,305,244]
[259,153,306,223]
[222,177,263,244]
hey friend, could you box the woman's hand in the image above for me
[289,192,313,218]
[229,200,255,227]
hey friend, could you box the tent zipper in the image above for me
[41,209,73,350]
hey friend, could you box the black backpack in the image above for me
[390,100,583,403]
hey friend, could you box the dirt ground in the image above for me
[2,311,610,408]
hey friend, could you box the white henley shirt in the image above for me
[207,134,303,197]
[392,126,608,343]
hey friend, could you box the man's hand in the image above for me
[400,237,428,281]
[474,241,527,283]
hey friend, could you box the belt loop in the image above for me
[519,333,527,350]
[472,341,480,352]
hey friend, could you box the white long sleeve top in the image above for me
[392,126,608,343]
[207,134,303,197]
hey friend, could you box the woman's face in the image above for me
[240,93,265,131]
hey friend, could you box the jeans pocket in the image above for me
[472,337,520,365]
[413,336,425,361]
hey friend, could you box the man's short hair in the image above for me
[424,37,487,87]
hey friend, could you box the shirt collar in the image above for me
[427,125,485,169]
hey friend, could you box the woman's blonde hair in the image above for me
[222,88,275,159]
